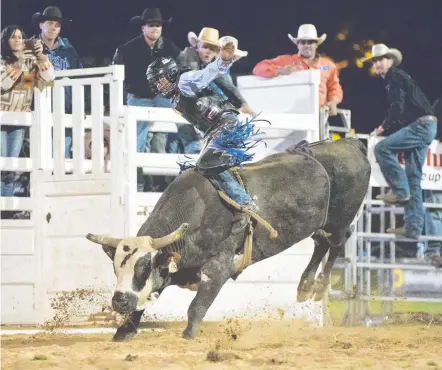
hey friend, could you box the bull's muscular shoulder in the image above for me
[166,169,210,193]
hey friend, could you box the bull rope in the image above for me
[217,190,278,240]
[217,167,278,271]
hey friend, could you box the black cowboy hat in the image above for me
[130,8,172,27]
[32,6,71,26]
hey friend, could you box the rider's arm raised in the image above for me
[178,57,233,97]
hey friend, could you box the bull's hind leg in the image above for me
[312,226,354,301]
[297,236,330,302]
[297,226,353,302]
[183,252,235,339]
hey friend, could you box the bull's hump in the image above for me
[243,153,306,172]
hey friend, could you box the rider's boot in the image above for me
[232,201,257,234]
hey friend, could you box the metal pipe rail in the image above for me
[357,296,442,303]
[355,262,439,271]
[365,199,442,210]
[357,232,442,243]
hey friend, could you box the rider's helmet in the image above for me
[146,57,180,98]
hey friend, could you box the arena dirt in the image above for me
[2,320,441,369]
[2,289,441,369]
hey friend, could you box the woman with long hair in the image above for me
[1,25,54,197]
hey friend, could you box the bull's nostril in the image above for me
[113,291,124,301]
[112,291,137,314]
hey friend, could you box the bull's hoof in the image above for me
[112,328,137,342]
[297,291,313,302]
[182,327,196,340]
[297,279,314,302]
[312,273,329,301]
[312,288,327,301]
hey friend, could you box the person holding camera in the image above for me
[1,25,55,198]
[30,6,83,159]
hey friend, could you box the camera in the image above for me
[23,39,37,51]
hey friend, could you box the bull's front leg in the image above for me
[112,290,162,342]
[113,309,145,342]
[183,253,234,339]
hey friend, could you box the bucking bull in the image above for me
[86,137,371,341]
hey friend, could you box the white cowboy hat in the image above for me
[288,24,327,45]
[218,36,248,60]
[188,27,220,48]
[361,43,402,67]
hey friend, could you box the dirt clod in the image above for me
[125,354,138,361]
[206,351,222,362]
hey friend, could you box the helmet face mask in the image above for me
[146,57,179,98]
[155,75,176,97]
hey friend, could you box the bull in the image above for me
[86,137,371,341]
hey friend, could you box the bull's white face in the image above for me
[112,237,159,312]
[86,223,188,315]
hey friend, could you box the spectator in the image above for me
[253,24,343,116]
[113,8,181,192]
[84,126,110,161]
[1,25,54,201]
[31,6,82,158]
[367,44,437,239]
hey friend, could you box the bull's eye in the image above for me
[123,245,130,252]
[132,254,152,292]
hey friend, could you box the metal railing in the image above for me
[339,134,442,325]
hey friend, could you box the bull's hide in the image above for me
[137,138,370,263]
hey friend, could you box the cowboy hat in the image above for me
[130,8,172,27]
[361,43,402,67]
[32,6,71,26]
[218,36,248,60]
[188,27,219,48]
[288,24,327,45]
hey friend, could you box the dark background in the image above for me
[2,0,441,133]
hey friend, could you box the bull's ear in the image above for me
[102,245,116,261]
[167,252,181,273]
[156,252,181,273]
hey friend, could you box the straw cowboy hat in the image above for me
[188,27,220,47]
[361,43,403,67]
[32,6,71,26]
[130,8,172,27]
[218,36,248,60]
[288,24,327,45]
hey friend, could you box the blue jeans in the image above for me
[1,126,25,196]
[65,128,73,159]
[217,170,251,205]
[127,94,170,153]
[127,94,172,192]
[50,128,73,159]
[374,118,437,237]
[167,124,202,154]
[423,190,442,257]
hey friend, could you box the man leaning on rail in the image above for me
[365,44,438,239]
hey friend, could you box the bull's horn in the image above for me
[86,233,122,249]
[151,223,189,250]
